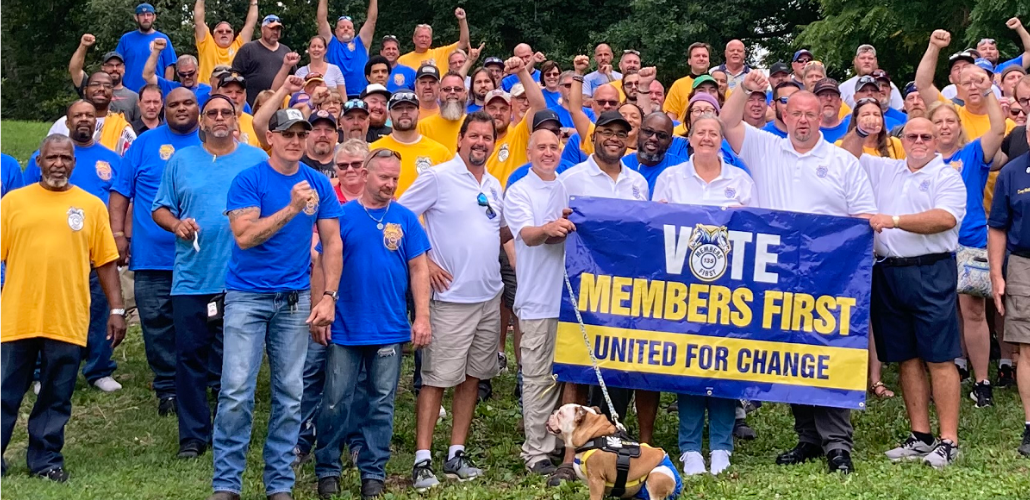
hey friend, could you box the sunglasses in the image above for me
[476,192,497,219]
[903,133,933,143]
[178,70,197,79]
[855,97,880,106]
[277,130,310,140]
[363,148,402,169]
[623,49,640,56]
[440,86,464,93]
[795,58,812,64]
[595,99,619,107]
[776,96,790,104]
[1011,108,1027,116]
[383,35,398,42]
[337,15,352,22]
[979,38,996,45]
[204,109,234,118]
[639,128,670,141]
[336,160,364,170]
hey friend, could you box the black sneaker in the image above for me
[956,364,970,383]
[317,475,340,499]
[970,381,994,408]
[996,364,1016,388]
[776,442,822,465]
[1019,427,1030,457]
[477,379,493,403]
[291,446,311,469]
[733,418,757,440]
[361,478,385,499]
[36,466,69,482]
[158,396,177,416]
[177,439,206,459]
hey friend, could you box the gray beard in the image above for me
[42,177,68,189]
[639,151,664,163]
[441,100,464,121]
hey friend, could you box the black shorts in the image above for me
[871,254,961,363]
[499,247,517,309]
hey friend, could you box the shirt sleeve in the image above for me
[843,156,877,216]
[742,175,758,208]
[987,167,1012,229]
[404,210,431,260]
[397,169,439,217]
[857,154,894,188]
[970,139,990,170]
[652,169,673,203]
[23,152,42,185]
[157,77,179,96]
[151,155,180,216]
[225,168,261,212]
[739,124,776,173]
[502,185,533,242]
[90,200,120,267]
[935,167,967,226]
[112,145,139,198]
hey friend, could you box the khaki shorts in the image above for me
[421,293,502,388]
[1004,255,1030,345]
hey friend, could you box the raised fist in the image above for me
[857,113,882,136]
[81,33,96,47]
[455,7,466,20]
[573,55,590,74]
[283,52,301,68]
[743,70,768,93]
[970,69,992,92]
[284,75,305,94]
[638,66,657,87]
[151,37,167,52]
[929,29,951,49]
[505,56,525,74]
[1007,18,1023,31]
[532,51,546,64]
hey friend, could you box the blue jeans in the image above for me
[677,394,735,453]
[212,290,310,496]
[172,294,224,446]
[315,343,403,481]
[134,270,176,398]
[297,337,325,455]
[82,271,116,383]
[1,338,82,475]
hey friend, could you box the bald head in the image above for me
[528,129,560,175]
[725,39,745,66]
[592,84,620,113]
[594,43,614,66]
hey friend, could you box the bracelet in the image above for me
[855,126,870,138]
[571,75,584,83]
[110,308,126,316]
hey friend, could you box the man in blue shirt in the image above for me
[110,88,201,416]
[143,38,211,98]
[151,95,268,460]
[501,44,542,92]
[211,109,343,500]
[26,102,123,393]
[318,0,378,98]
[0,153,22,287]
[116,3,177,92]
[583,44,621,97]
[312,148,430,499]
[379,35,417,92]
[624,113,683,196]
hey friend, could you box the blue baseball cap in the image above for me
[262,15,283,27]
[792,49,813,63]
[135,3,155,14]
[973,58,994,75]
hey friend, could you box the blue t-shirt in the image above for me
[26,143,120,204]
[505,160,575,189]
[224,161,344,292]
[152,144,269,295]
[113,126,201,270]
[542,89,562,109]
[329,200,430,345]
[116,30,176,93]
[502,70,541,92]
[561,134,589,166]
[387,64,417,92]
[820,116,852,143]
[1,153,23,198]
[884,107,908,129]
[987,153,1030,253]
[551,105,596,128]
[623,152,686,198]
[944,139,991,248]
[666,137,750,175]
[467,102,482,113]
[157,78,211,98]
[327,36,369,98]
[761,121,789,138]
[994,55,1025,74]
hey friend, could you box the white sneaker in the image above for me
[92,376,122,392]
[710,450,731,475]
[438,406,447,422]
[680,451,706,475]
[32,381,41,395]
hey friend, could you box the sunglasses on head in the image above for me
[476,192,497,219]
[363,148,402,169]
[855,97,880,106]
[623,49,640,56]
[979,38,996,45]
[338,15,352,22]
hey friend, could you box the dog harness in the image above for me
[574,435,646,498]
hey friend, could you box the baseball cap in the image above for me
[948,50,976,69]
[812,77,841,96]
[308,109,337,128]
[343,99,370,115]
[974,58,994,75]
[415,64,440,81]
[531,109,561,131]
[304,72,325,86]
[1001,65,1027,81]
[792,49,813,63]
[594,110,630,130]
[902,81,918,98]
[769,62,790,76]
[870,69,891,82]
[218,71,247,89]
[359,83,391,100]
[135,3,155,14]
[510,84,526,97]
[102,51,124,63]
[691,74,717,89]
[262,15,282,28]
[484,89,511,105]
[855,75,878,91]
[269,108,312,132]
[484,57,504,68]
[387,90,419,110]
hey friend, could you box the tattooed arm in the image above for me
[228,205,301,249]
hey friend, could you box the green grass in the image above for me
[1,120,51,163]
[2,329,1029,500]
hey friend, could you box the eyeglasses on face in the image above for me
[336,160,364,170]
[204,109,234,118]
[87,82,113,89]
[1017,97,1030,107]
[476,192,497,219]
[596,128,628,140]
[277,130,310,140]
[639,128,670,141]
[440,86,464,94]
[903,133,933,143]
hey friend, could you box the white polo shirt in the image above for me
[503,169,570,320]
[398,155,506,303]
[560,155,650,201]
[652,157,758,208]
[736,125,876,217]
[859,154,966,258]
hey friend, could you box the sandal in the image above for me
[870,381,895,399]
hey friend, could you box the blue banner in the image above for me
[554,197,874,410]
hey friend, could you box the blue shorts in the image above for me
[635,454,683,500]
[871,254,961,363]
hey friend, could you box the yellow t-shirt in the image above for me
[370,134,452,196]
[611,80,626,102]
[1,185,119,347]
[418,113,465,156]
[487,117,531,187]
[833,136,906,159]
[839,103,852,120]
[397,43,459,72]
[420,106,440,120]
[197,32,245,86]
[237,113,262,148]
[663,76,694,119]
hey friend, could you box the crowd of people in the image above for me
[2,1,1030,499]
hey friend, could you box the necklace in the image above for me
[361,200,390,230]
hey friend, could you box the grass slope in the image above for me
[1,121,51,163]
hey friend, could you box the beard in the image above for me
[42,176,68,189]
[393,117,415,132]
[71,126,93,143]
[639,150,663,163]
[441,100,464,121]
[792,128,814,143]
[468,146,489,166]
[205,126,231,139]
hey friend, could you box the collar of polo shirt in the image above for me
[587,155,628,178]
[779,132,832,158]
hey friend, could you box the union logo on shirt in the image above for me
[303,189,321,216]
[815,165,828,178]
[159,144,175,160]
[950,159,964,173]
[95,161,113,181]
[497,143,510,162]
[382,222,403,251]
[394,73,406,86]
[67,207,85,232]
[725,187,736,199]
[919,180,931,192]
[415,156,432,173]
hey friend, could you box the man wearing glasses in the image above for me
[623,112,682,195]
[210,108,343,500]
[419,72,471,155]
[790,49,813,85]
[69,36,141,122]
[143,38,211,98]
[399,111,512,491]
[48,72,137,156]
[764,81,803,138]
[193,0,259,85]
[317,0,379,98]
[1001,76,1030,162]
[976,18,1030,74]
[397,8,470,73]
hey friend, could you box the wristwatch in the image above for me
[323,290,339,302]
[110,308,126,316]
[892,215,900,229]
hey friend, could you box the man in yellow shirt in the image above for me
[194,0,258,85]
[418,72,468,155]
[1,135,126,482]
[371,90,451,195]
[415,65,442,119]
[396,8,470,72]
[483,57,547,186]
[664,42,712,120]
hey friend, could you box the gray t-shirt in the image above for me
[231,40,291,105]
[76,78,140,124]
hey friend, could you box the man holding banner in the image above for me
[722,71,876,474]
[839,118,967,468]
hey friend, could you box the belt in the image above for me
[1013,250,1030,259]
[875,252,952,267]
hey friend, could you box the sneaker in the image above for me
[546,463,577,487]
[92,376,122,392]
[412,459,440,491]
[497,352,509,373]
[923,439,959,469]
[317,476,340,499]
[885,433,938,461]
[710,450,731,475]
[158,396,177,416]
[36,466,68,482]
[1019,427,1030,457]
[527,459,557,475]
[361,478,385,499]
[477,379,493,402]
[956,364,970,383]
[970,381,994,408]
[996,364,1016,388]
[680,451,705,476]
[32,381,40,396]
[443,450,483,481]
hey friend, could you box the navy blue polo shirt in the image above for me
[988,153,1030,253]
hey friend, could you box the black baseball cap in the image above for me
[343,99,370,115]
[484,57,504,68]
[812,77,841,96]
[769,62,790,76]
[308,109,337,128]
[415,64,440,81]
[388,91,419,110]
[595,110,630,130]
[948,50,976,69]
[531,109,561,131]
[269,109,312,132]
[102,51,124,63]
